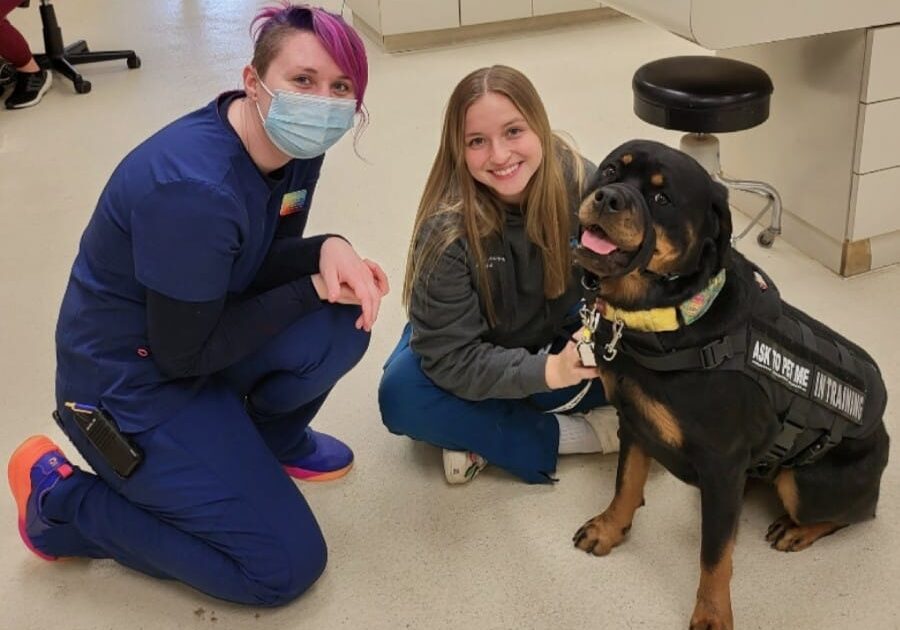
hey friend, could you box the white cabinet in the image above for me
[718,25,900,275]
[850,23,900,245]
[460,0,531,26]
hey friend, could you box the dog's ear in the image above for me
[709,180,732,269]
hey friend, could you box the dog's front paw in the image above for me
[572,512,630,556]
[689,597,733,630]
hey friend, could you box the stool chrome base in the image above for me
[679,133,782,248]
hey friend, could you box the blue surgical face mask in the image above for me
[255,77,357,159]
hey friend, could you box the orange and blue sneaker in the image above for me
[8,435,73,561]
[281,429,353,482]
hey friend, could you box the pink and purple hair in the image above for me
[250,3,368,117]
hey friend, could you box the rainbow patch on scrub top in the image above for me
[280,189,308,217]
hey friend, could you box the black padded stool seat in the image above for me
[633,56,774,133]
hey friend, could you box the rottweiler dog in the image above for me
[572,140,889,629]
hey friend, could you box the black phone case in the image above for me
[62,408,143,478]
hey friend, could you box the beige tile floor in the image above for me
[1,2,898,629]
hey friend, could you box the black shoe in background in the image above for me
[0,61,16,88]
[5,69,52,110]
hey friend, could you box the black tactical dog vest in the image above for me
[593,267,886,479]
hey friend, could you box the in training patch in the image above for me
[748,329,865,424]
[811,368,865,425]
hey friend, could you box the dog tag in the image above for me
[576,328,597,368]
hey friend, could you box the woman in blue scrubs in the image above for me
[7,3,386,606]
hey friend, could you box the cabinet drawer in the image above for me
[855,99,900,174]
[533,0,602,16]
[460,0,531,26]
[380,0,459,35]
[864,24,900,103]
[851,166,900,239]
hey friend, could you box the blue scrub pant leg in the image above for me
[378,324,608,484]
[40,304,369,606]
[221,303,371,462]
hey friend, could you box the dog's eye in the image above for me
[601,164,617,179]
[652,192,671,206]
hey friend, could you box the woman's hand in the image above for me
[311,273,361,305]
[363,258,390,297]
[317,238,388,331]
[545,340,600,390]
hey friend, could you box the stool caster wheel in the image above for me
[74,78,92,94]
[757,228,777,248]
[127,55,141,69]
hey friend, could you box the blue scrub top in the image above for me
[55,92,324,432]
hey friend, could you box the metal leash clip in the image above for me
[579,302,601,331]
[576,327,597,368]
[576,303,602,367]
[602,318,625,362]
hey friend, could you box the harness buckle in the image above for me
[699,337,734,369]
[787,432,838,468]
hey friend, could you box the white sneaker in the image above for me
[442,449,487,484]
[582,406,621,454]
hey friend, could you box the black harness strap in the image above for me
[797,318,816,352]
[615,331,747,372]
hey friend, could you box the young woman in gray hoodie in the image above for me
[379,65,619,484]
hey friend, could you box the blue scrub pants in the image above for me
[378,324,608,484]
[42,304,369,606]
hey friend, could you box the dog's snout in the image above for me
[594,187,626,213]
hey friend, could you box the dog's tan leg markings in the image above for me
[690,539,735,630]
[573,443,651,556]
[769,470,846,551]
[774,469,800,520]
[621,379,683,448]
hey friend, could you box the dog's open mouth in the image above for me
[575,222,642,274]
[580,224,619,256]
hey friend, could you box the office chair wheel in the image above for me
[74,78,92,94]
[757,227,777,248]
[127,55,141,69]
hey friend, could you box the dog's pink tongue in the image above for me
[581,230,618,255]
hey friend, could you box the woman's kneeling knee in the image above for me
[327,304,372,369]
[243,531,328,607]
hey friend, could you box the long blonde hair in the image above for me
[402,65,584,326]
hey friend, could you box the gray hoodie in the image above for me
[408,157,595,401]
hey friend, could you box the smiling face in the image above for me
[575,140,732,306]
[463,92,543,205]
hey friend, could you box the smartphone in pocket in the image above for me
[58,403,143,478]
